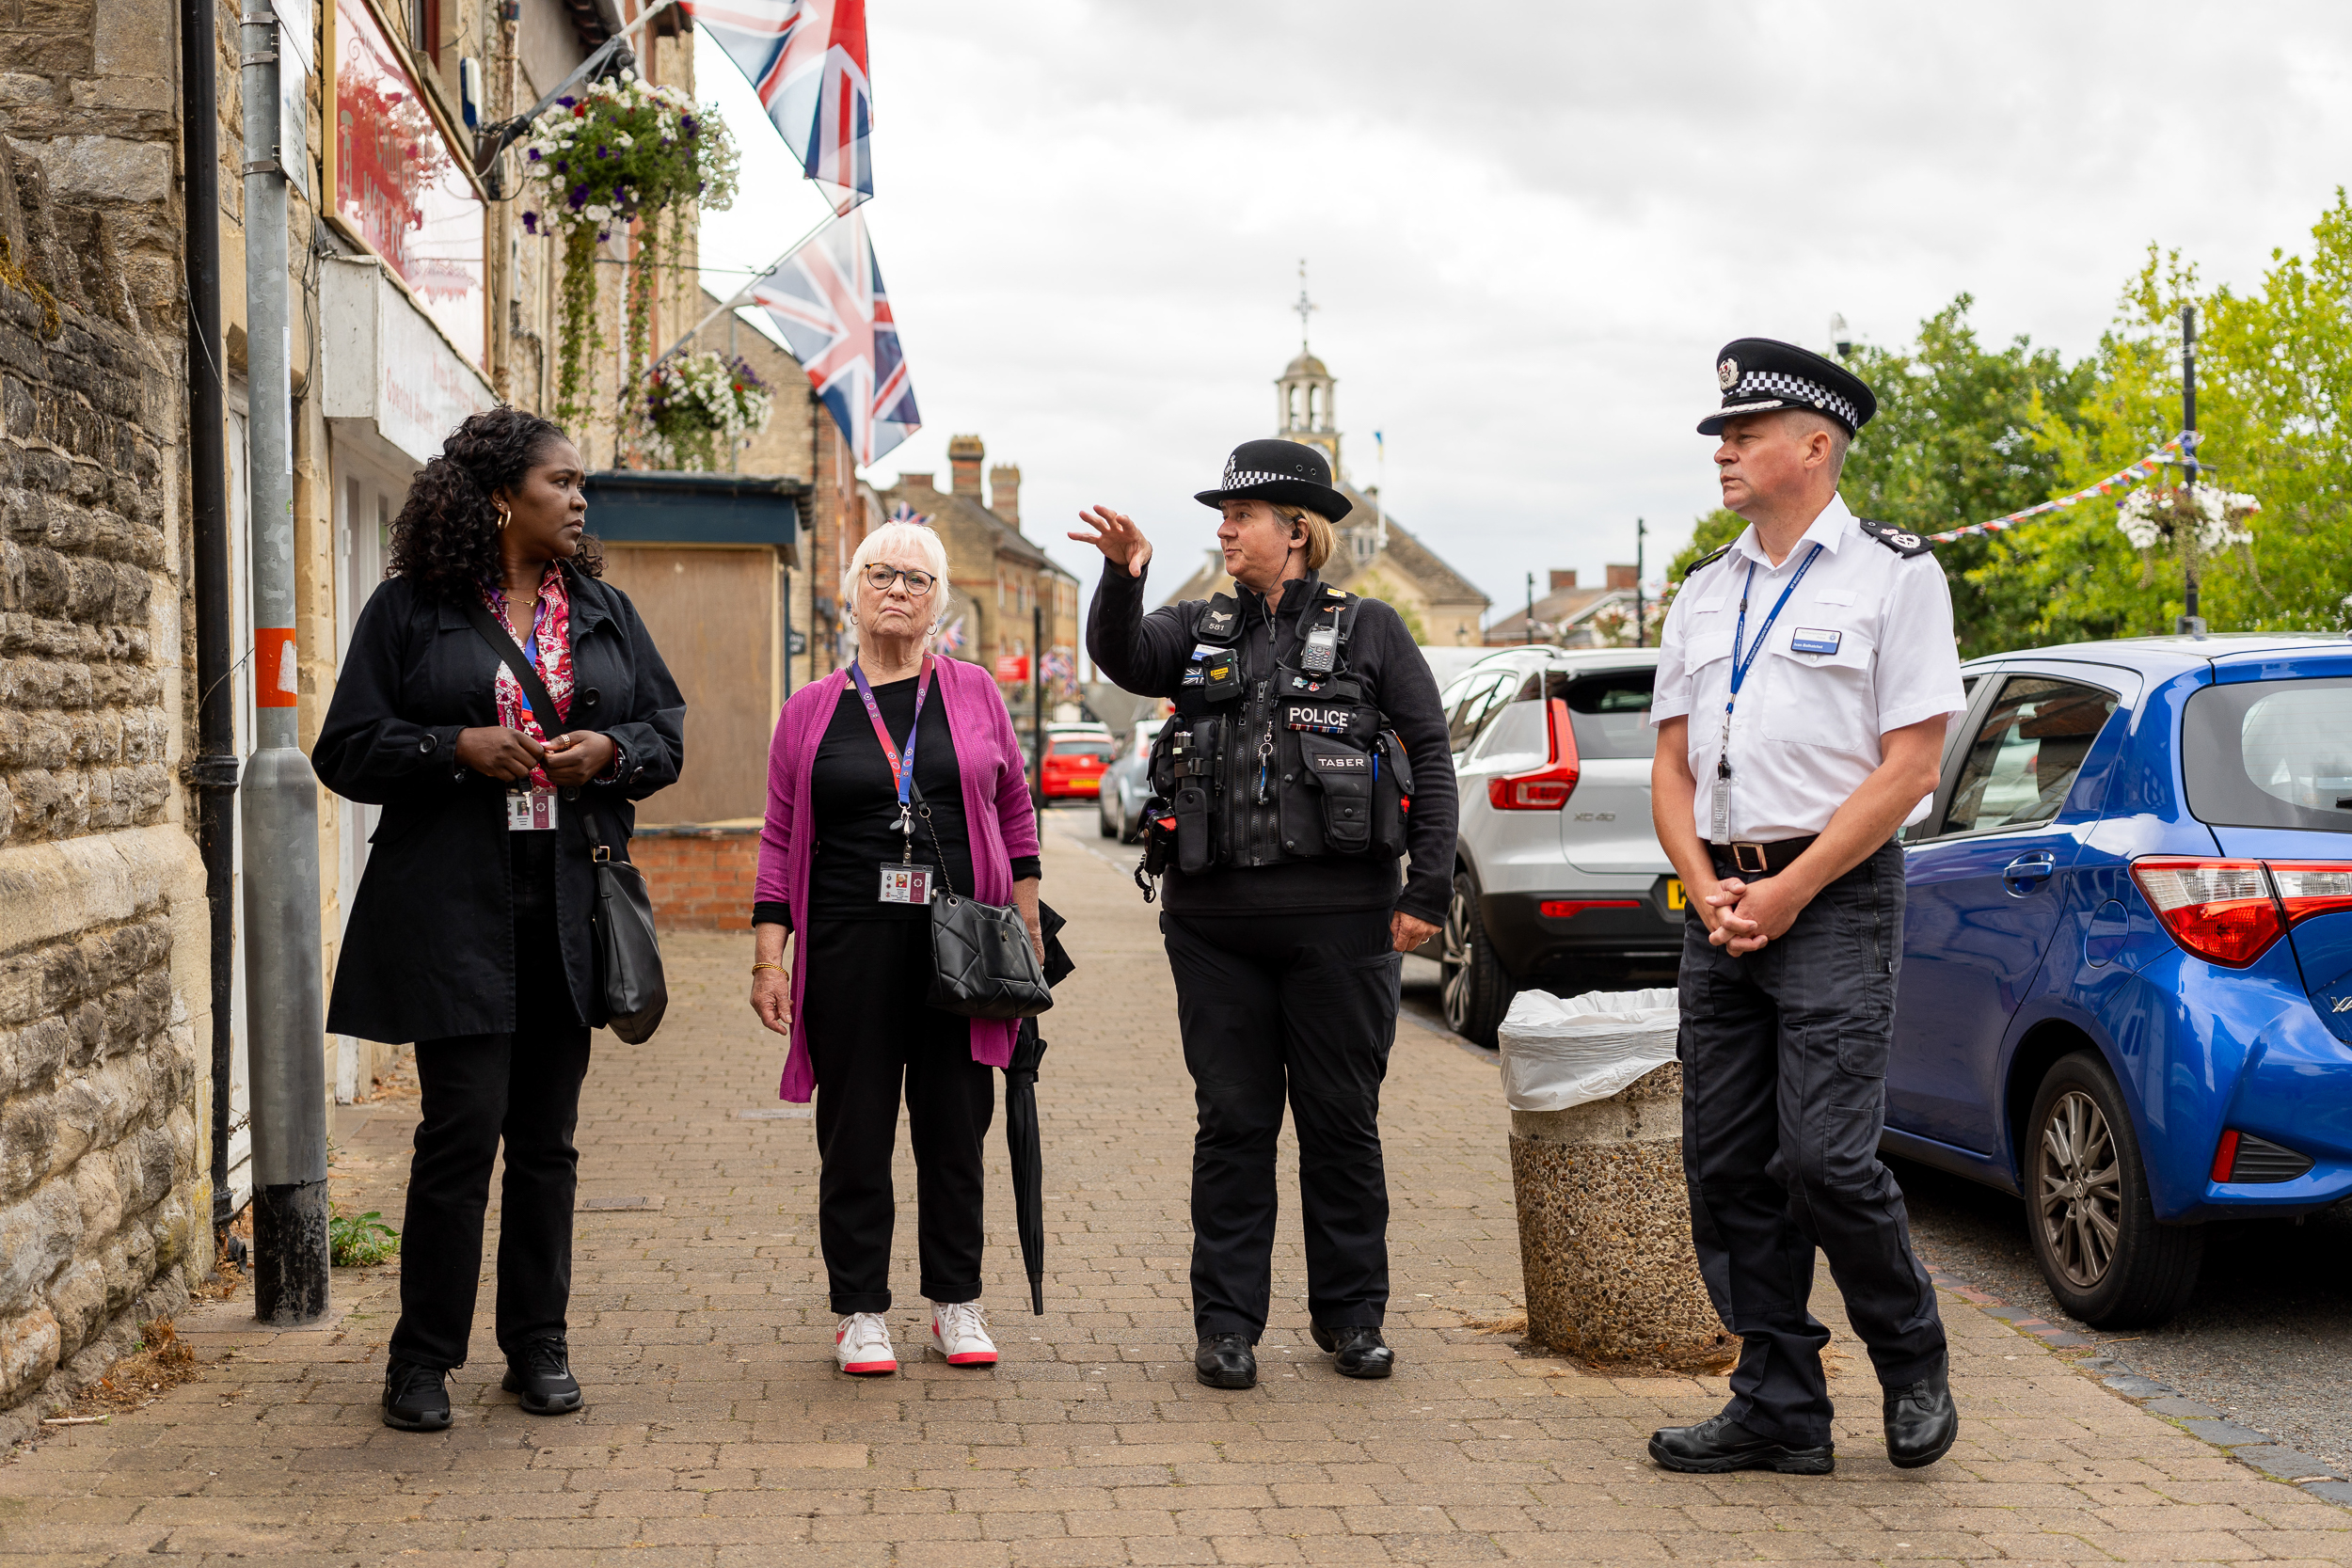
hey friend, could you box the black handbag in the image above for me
[462,599,668,1043]
[914,794,1053,1021]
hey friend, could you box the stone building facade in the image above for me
[877,436,1078,720]
[0,0,211,1421]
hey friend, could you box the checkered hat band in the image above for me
[1220,466,1299,489]
[1731,372,1856,429]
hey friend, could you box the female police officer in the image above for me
[1070,438,1456,1389]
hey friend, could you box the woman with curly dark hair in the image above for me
[314,407,685,1433]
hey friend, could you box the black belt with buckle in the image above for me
[1708,834,1820,879]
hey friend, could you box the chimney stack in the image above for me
[1604,563,1637,590]
[898,472,937,493]
[1549,569,1578,592]
[988,463,1021,527]
[947,434,985,499]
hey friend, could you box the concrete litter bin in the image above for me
[1500,989,1734,1372]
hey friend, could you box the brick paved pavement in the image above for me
[4,812,2349,1564]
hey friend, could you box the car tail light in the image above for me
[2263,862,2352,926]
[2130,859,2284,966]
[1488,699,1580,811]
[1539,899,1641,920]
[2211,1128,2316,1184]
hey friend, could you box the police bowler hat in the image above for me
[1194,438,1354,524]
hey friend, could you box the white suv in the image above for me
[1435,646,1681,1045]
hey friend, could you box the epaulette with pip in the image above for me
[1682,543,1735,578]
[1858,518,1935,558]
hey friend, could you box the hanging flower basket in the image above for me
[2116,482,2260,586]
[640,351,774,470]
[520,71,739,431]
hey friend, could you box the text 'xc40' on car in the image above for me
[1436,646,1680,1046]
[1886,634,2352,1327]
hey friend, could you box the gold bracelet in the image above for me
[750,961,785,974]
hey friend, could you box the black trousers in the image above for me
[1677,839,1947,1447]
[1161,908,1400,1341]
[801,916,995,1316]
[389,833,591,1371]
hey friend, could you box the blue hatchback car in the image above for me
[1886,635,2352,1327]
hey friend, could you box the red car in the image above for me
[1040,734,1117,799]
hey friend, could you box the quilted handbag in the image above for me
[918,800,1053,1021]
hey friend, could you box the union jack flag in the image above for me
[680,0,873,214]
[750,210,919,467]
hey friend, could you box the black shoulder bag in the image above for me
[462,600,669,1043]
[914,785,1053,1021]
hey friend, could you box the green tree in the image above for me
[1839,296,2096,656]
[1667,507,1743,589]
[1980,198,2352,640]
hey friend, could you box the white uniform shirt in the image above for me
[1649,494,1967,842]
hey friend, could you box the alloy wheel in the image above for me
[1440,882,1474,1033]
[2036,1088,2123,1290]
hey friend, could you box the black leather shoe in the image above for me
[1648,1413,1834,1475]
[1194,1333,1257,1390]
[1883,1363,1958,1469]
[382,1360,452,1432]
[1309,1323,1395,1379]
[501,1335,583,1416]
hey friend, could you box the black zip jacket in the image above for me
[1088,562,1456,927]
[313,566,685,1042]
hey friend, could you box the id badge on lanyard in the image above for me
[1714,544,1823,844]
[849,657,938,904]
[507,784,557,831]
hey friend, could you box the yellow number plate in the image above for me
[1665,879,1686,911]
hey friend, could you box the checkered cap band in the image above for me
[1220,465,1296,489]
[1729,371,1857,430]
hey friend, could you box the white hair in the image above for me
[843,519,953,633]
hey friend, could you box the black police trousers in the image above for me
[1161,908,1400,1341]
[389,833,591,1372]
[1677,839,1946,1448]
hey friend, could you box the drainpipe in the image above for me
[182,0,239,1241]
[239,0,331,1323]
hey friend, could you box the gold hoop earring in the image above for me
[495,501,512,531]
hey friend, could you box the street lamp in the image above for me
[1830,312,1854,358]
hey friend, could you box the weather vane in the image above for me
[1294,259,1317,353]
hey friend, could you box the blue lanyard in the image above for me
[1718,544,1824,776]
[847,656,935,819]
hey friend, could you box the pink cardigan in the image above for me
[756,656,1041,1102]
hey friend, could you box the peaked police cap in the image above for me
[1699,338,1878,436]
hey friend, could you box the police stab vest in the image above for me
[1144,578,1412,882]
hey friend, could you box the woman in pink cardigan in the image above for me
[748,519,1042,1377]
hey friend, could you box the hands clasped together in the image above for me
[454,725,616,787]
[1696,873,1809,957]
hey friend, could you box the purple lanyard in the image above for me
[847,656,935,816]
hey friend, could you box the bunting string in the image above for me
[1923,434,2188,543]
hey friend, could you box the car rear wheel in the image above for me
[1098,791,1119,838]
[1440,871,1513,1048]
[2025,1051,2202,1328]
[1119,794,1144,845]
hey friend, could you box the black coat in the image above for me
[313,566,686,1043]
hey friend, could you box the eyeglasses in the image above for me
[863,564,936,595]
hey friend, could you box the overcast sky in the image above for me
[697,1,2352,626]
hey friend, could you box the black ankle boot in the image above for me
[382,1360,452,1432]
[1648,1413,1835,1475]
[501,1335,583,1416]
[1194,1332,1257,1390]
[1309,1323,1395,1379]
[1883,1362,1958,1468]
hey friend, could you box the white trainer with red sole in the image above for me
[929,1300,997,1367]
[834,1311,897,1376]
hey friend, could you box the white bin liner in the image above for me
[1498,987,1679,1112]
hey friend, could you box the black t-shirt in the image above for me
[753,672,1042,928]
[810,673,972,918]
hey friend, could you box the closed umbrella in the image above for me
[1007,902,1073,1314]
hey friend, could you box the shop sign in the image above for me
[994,655,1029,684]
[329,0,485,366]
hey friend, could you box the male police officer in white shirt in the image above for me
[1645,339,1968,1476]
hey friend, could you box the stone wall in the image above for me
[0,0,212,1427]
